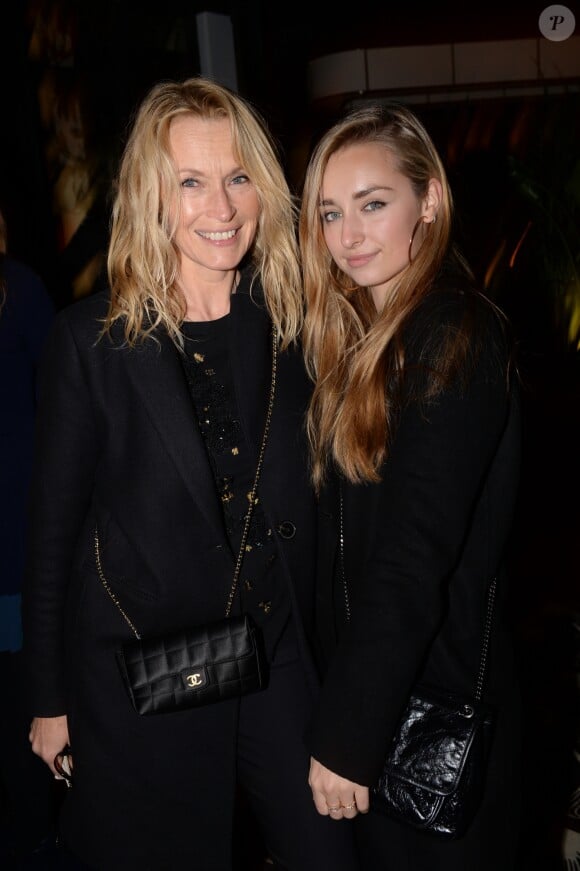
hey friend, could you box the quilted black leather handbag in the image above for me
[113,614,267,715]
[95,331,278,715]
[338,487,496,839]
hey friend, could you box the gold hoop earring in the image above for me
[408,217,424,265]
[408,216,437,264]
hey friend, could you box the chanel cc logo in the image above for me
[181,666,207,691]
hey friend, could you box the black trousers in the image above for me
[236,623,359,870]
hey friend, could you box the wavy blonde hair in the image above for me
[300,103,475,488]
[105,77,302,349]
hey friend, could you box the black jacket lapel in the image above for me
[124,329,226,542]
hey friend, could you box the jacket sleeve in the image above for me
[308,301,516,784]
[22,306,100,716]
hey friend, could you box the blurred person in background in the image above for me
[0,203,57,865]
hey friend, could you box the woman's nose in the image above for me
[341,217,363,248]
[208,185,236,221]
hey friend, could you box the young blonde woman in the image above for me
[23,77,358,871]
[300,103,522,869]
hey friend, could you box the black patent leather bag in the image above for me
[370,685,495,838]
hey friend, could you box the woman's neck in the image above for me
[180,269,239,322]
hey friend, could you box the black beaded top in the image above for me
[180,315,283,629]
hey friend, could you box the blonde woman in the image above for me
[24,78,358,870]
[300,103,522,869]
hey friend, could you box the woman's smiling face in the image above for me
[167,114,260,284]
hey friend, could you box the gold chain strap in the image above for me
[94,531,141,639]
[95,327,278,634]
[225,327,277,616]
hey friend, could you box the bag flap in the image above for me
[385,690,480,796]
[119,614,256,688]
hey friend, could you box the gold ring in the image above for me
[343,802,357,810]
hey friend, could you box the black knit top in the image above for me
[180,314,288,647]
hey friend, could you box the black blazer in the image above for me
[308,289,522,795]
[22,274,319,864]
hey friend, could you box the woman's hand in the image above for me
[309,756,369,819]
[29,715,70,777]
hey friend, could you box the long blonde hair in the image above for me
[105,77,302,349]
[300,103,475,488]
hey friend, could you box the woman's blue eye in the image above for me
[322,211,340,223]
[181,177,197,188]
[364,200,384,211]
[231,174,249,185]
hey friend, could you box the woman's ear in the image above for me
[422,178,443,223]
